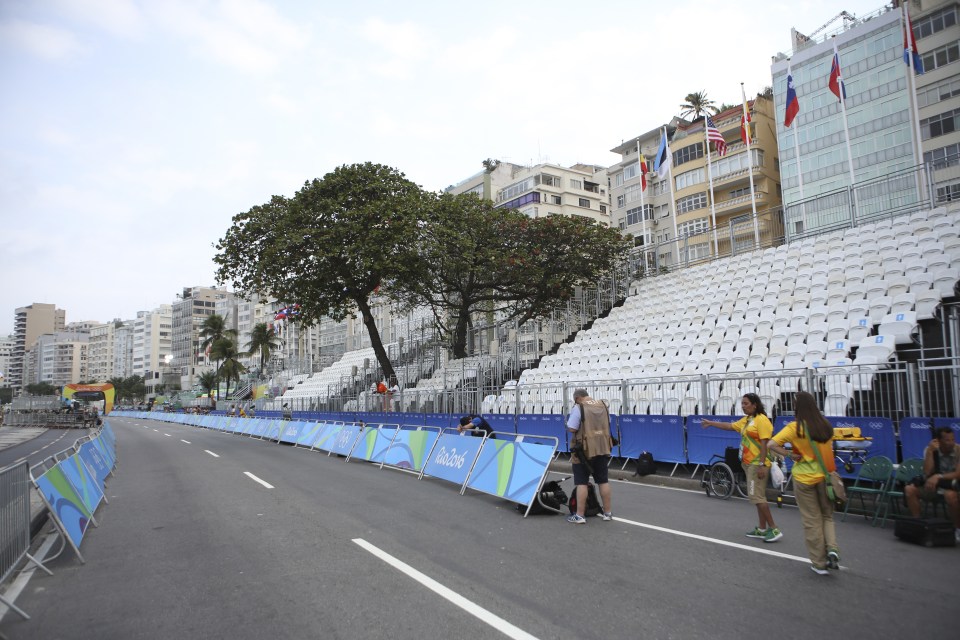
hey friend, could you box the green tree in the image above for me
[199,314,236,399]
[214,162,426,382]
[245,322,281,376]
[25,382,57,396]
[122,375,146,402]
[210,337,246,399]
[0,387,12,404]
[198,370,219,398]
[108,376,126,403]
[400,193,631,358]
[679,91,718,119]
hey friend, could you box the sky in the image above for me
[0,0,888,336]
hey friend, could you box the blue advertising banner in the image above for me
[279,421,305,444]
[35,465,93,558]
[91,435,116,469]
[900,417,933,460]
[351,426,398,463]
[483,414,516,434]
[311,423,341,452]
[465,437,557,504]
[295,422,326,447]
[620,415,688,463]
[78,441,110,488]
[830,415,896,464]
[424,413,453,430]
[686,415,740,465]
[383,426,441,471]
[516,415,568,452]
[60,453,104,516]
[421,432,484,486]
[264,419,283,441]
[327,424,364,457]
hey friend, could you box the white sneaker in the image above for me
[601,512,613,521]
[810,565,829,576]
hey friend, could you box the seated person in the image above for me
[905,426,960,542]
[457,414,494,438]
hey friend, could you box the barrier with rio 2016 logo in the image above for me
[420,430,486,489]
[464,434,558,516]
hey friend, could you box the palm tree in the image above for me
[198,370,219,400]
[679,91,718,119]
[199,314,237,399]
[246,322,281,377]
[210,337,246,400]
[108,376,126,403]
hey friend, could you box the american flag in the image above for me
[705,115,727,157]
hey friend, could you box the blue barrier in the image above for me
[279,421,305,444]
[420,431,485,487]
[829,415,897,464]
[516,415,567,453]
[382,426,441,472]
[686,415,741,465]
[465,435,557,508]
[620,415,688,464]
[351,425,399,463]
[326,424,364,457]
[295,422,326,447]
[33,465,93,562]
[77,440,110,489]
[933,417,960,429]
[59,453,104,519]
[899,417,933,460]
[483,414,516,434]
[423,413,453,430]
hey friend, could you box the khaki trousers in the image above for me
[794,480,838,569]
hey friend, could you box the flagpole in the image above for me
[664,126,679,265]
[741,83,760,248]
[903,3,928,204]
[832,40,857,196]
[637,138,649,269]
[787,63,807,238]
[703,122,719,257]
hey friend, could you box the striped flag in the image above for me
[705,116,727,157]
[828,52,846,102]
[903,4,925,74]
[740,101,751,146]
[654,130,671,179]
[639,153,648,191]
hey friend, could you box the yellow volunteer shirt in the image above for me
[773,421,836,485]
[732,414,773,466]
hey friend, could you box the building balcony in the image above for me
[714,190,766,212]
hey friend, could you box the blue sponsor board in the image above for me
[295,422,325,447]
[327,424,363,457]
[383,427,441,471]
[465,438,556,504]
[421,433,484,486]
[280,421,305,444]
[78,441,110,489]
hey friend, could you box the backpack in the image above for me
[568,482,603,517]
[634,451,656,476]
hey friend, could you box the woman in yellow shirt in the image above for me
[769,391,839,575]
[702,393,782,543]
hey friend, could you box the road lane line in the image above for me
[612,516,812,564]
[181,439,191,444]
[164,433,172,437]
[204,450,220,458]
[243,472,275,489]
[352,538,539,640]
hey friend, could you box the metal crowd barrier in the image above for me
[0,461,50,620]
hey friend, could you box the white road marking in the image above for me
[243,472,275,489]
[181,439,191,444]
[612,516,812,563]
[352,538,540,640]
[164,433,172,437]
[153,429,158,432]
[204,450,219,458]
[0,530,59,623]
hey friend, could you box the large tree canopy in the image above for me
[214,162,426,382]
[399,193,631,358]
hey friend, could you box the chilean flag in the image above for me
[903,4,925,74]
[828,53,846,102]
[784,74,800,128]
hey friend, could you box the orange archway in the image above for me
[63,383,115,414]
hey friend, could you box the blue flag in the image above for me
[654,130,671,179]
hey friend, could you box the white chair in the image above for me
[805,340,829,361]
[890,292,916,315]
[868,296,893,324]
[826,304,848,324]
[915,288,942,320]
[884,276,911,298]
[932,267,958,297]
[824,382,854,416]
[845,282,867,302]
[878,312,918,345]
[856,334,897,362]
[847,317,872,344]
[807,321,830,343]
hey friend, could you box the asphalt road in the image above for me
[2,416,955,640]
[0,427,92,471]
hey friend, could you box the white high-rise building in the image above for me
[88,322,118,382]
[113,321,134,379]
[133,305,172,379]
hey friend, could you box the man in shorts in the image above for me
[905,426,960,542]
[565,389,613,523]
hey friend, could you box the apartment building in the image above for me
[31,331,88,387]
[133,305,172,380]
[11,303,65,392]
[171,286,234,390]
[88,321,119,382]
[771,3,930,237]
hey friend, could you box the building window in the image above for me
[682,242,711,262]
[936,181,960,202]
[672,143,704,168]
[551,195,562,205]
[616,194,625,208]
[924,143,960,169]
[578,197,590,208]
[677,217,710,238]
[539,173,561,187]
[920,107,960,140]
[675,168,704,191]
[676,192,708,214]
[729,186,751,198]
[497,191,541,210]
[569,179,583,190]
[918,77,960,108]
[625,205,654,226]
[622,162,640,182]
[913,6,957,40]
[921,40,960,74]
[600,204,607,214]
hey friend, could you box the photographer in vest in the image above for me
[566,389,613,523]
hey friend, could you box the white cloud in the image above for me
[51,0,145,38]
[0,19,85,60]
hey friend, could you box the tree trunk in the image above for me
[356,297,396,382]
[452,308,470,359]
